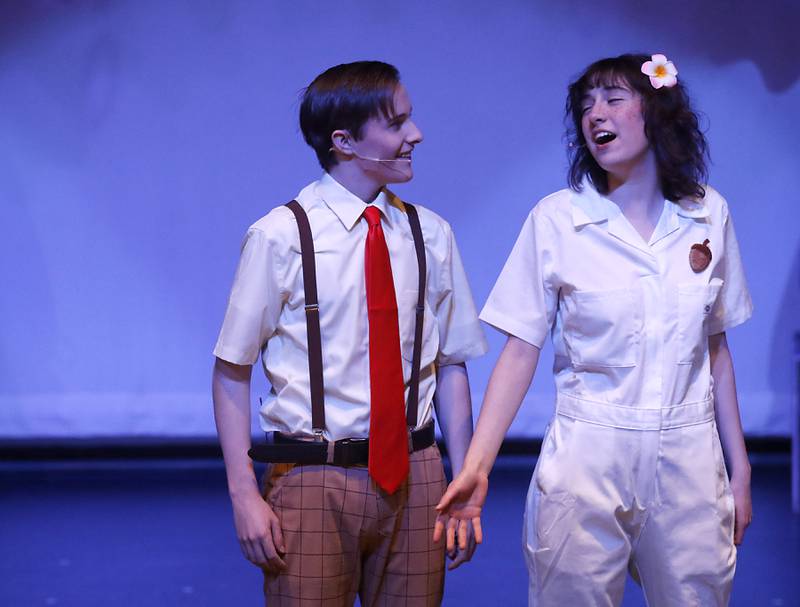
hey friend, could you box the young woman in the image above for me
[435,53,753,606]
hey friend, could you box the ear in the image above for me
[330,129,354,156]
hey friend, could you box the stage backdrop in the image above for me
[1,0,798,439]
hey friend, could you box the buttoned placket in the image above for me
[648,203,678,413]
[593,202,682,515]
[596,201,669,411]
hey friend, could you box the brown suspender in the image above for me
[285,200,326,437]
[403,203,426,429]
[285,199,427,435]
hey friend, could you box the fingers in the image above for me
[265,553,288,573]
[240,536,286,571]
[458,518,469,550]
[733,511,750,546]
[239,537,266,565]
[732,500,752,546]
[270,515,287,554]
[433,510,483,551]
[238,518,287,572]
[446,518,457,554]
[265,523,288,573]
[448,546,469,570]
[472,517,483,544]
[435,515,483,552]
[447,520,479,570]
[447,539,476,570]
[733,513,744,546]
[432,514,446,543]
[249,534,287,573]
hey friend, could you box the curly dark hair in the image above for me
[565,53,708,202]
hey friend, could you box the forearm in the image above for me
[709,333,751,482]
[463,335,541,475]
[212,357,260,497]
[434,363,473,477]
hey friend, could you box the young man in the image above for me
[211,61,487,606]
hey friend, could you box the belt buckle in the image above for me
[335,437,368,467]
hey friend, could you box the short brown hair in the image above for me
[300,61,400,171]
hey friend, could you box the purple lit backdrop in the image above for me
[1,0,798,438]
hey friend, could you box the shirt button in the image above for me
[704,305,711,312]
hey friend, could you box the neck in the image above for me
[605,151,662,216]
[328,164,383,203]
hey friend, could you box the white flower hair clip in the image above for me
[641,54,678,89]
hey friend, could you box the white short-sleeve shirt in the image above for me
[214,173,488,440]
[480,181,752,426]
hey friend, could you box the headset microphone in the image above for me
[350,150,412,163]
[329,146,412,163]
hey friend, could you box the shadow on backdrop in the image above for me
[4,0,800,92]
[540,0,800,92]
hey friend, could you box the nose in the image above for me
[587,103,606,124]
[406,119,423,145]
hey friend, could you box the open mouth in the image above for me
[397,151,413,160]
[593,131,617,145]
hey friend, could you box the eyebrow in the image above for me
[581,86,629,102]
[386,109,411,123]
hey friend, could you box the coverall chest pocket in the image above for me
[677,279,723,364]
[398,290,439,382]
[562,288,639,368]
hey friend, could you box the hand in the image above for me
[231,488,287,573]
[445,518,478,570]
[432,469,488,558]
[729,474,752,546]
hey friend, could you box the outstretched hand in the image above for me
[433,469,489,560]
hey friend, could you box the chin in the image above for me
[386,170,413,184]
[595,156,628,175]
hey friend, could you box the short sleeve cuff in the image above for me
[479,307,547,349]
[212,342,259,366]
[707,306,753,336]
[437,322,489,365]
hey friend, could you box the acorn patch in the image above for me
[689,239,712,272]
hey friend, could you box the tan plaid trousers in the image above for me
[262,444,447,606]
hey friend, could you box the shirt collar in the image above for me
[570,179,614,227]
[570,179,668,254]
[315,173,395,231]
[570,178,711,227]
[673,196,711,219]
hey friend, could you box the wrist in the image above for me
[461,455,491,478]
[729,460,751,483]
[227,473,260,500]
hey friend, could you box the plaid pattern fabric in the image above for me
[262,445,447,606]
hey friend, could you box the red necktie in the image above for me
[363,205,409,494]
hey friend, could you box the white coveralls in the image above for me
[480,182,752,607]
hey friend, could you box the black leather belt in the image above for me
[248,421,435,466]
